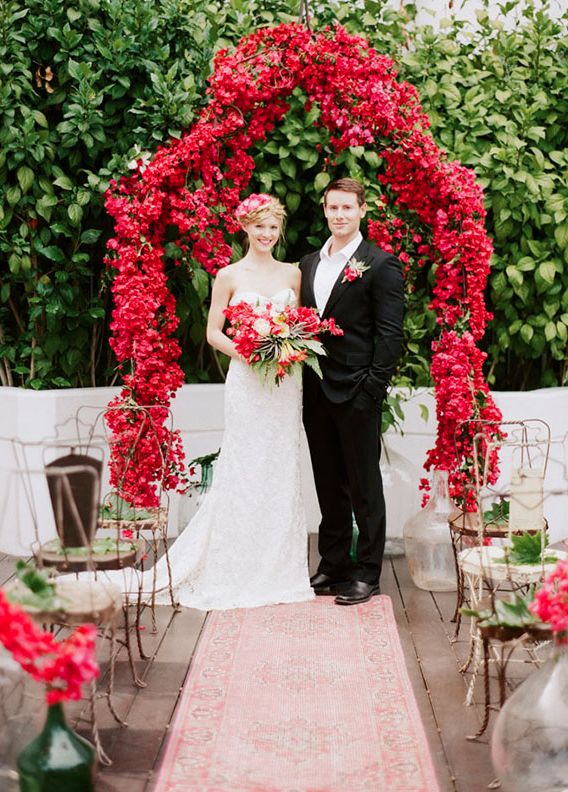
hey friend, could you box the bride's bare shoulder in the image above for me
[281,261,301,286]
[216,263,237,281]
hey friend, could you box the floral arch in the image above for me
[105,22,502,508]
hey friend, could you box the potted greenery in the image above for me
[99,492,167,537]
[460,590,543,642]
[4,561,121,625]
[495,530,560,568]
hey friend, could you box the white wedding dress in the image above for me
[87,288,314,611]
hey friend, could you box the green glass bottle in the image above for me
[350,514,359,561]
[17,702,96,792]
[195,461,213,510]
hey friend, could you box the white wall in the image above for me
[383,0,565,30]
[0,384,566,556]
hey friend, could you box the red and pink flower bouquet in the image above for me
[223,302,343,384]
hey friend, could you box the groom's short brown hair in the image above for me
[323,178,366,207]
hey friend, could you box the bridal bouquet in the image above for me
[224,302,343,384]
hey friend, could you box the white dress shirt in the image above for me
[313,232,363,314]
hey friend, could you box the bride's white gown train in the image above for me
[89,288,314,611]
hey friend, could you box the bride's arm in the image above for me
[291,265,302,307]
[206,268,240,359]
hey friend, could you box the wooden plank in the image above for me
[97,607,206,781]
[392,557,496,792]
[95,773,148,792]
[97,690,180,776]
[382,559,455,792]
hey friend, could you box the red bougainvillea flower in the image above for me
[0,590,99,703]
[104,21,501,507]
[530,560,568,643]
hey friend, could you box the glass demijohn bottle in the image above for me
[403,469,456,591]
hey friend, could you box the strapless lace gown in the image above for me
[90,288,314,611]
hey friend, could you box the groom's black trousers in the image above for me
[303,384,385,584]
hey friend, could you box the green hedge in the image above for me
[0,0,566,391]
[392,2,568,389]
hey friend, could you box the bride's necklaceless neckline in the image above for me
[231,287,295,301]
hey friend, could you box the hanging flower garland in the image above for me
[104,22,502,508]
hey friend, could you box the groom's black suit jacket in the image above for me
[300,238,404,404]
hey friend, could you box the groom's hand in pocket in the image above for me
[350,387,377,412]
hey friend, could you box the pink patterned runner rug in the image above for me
[153,597,440,791]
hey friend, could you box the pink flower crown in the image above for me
[235,193,272,221]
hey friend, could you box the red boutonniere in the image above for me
[341,257,371,283]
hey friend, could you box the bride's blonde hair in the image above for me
[235,193,286,228]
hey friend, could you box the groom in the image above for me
[300,177,404,605]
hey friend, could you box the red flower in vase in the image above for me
[0,590,99,703]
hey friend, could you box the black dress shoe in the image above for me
[310,572,350,595]
[334,580,381,605]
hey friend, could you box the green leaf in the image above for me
[67,59,83,80]
[36,196,57,222]
[363,151,381,168]
[483,499,509,523]
[314,172,330,192]
[504,531,550,565]
[67,203,83,226]
[191,267,209,301]
[520,324,534,344]
[554,223,568,250]
[32,110,48,128]
[516,256,535,272]
[17,166,34,193]
[538,261,556,284]
[286,192,301,213]
[40,246,65,263]
[545,321,556,341]
[54,175,74,191]
[6,186,21,206]
[526,126,546,142]
[506,266,523,287]
[80,229,102,244]
[76,190,91,207]
[280,158,296,179]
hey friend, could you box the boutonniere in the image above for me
[341,257,371,283]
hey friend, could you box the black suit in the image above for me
[300,238,404,583]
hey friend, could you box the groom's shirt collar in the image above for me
[320,232,363,265]
[314,232,363,313]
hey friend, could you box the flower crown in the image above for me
[235,193,273,221]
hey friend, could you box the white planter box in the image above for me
[0,385,566,556]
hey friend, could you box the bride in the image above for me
[101,194,314,610]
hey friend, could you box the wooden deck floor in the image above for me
[0,543,538,792]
